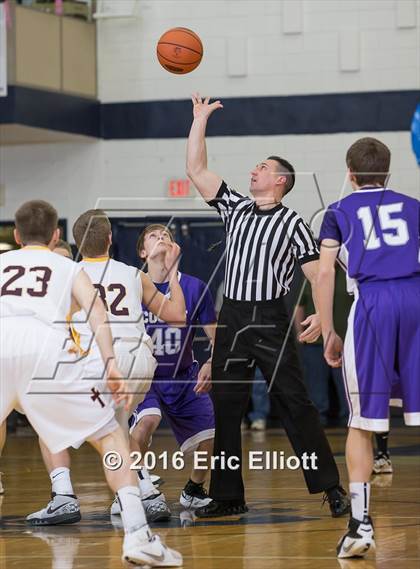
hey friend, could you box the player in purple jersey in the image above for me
[317,137,420,559]
[113,224,216,522]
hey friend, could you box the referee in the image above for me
[186,94,349,518]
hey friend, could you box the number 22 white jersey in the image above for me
[71,257,147,352]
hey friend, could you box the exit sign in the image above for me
[168,179,191,197]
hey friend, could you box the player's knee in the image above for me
[131,415,160,444]
[197,437,213,454]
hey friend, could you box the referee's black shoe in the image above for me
[194,499,248,518]
[323,486,351,518]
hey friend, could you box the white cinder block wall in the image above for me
[1,131,418,233]
[98,0,420,101]
[1,0,419,236]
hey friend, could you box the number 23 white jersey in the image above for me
[0,246,81,331]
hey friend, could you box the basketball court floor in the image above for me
[1,427,419,568]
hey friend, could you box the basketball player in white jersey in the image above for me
[27,209,187,528]
[0,201,183,567]
[0,239,74,498]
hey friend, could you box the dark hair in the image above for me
[267,156,295,194]
[136,224,175,260]
[54,239,73,259]
[15,200,58,245]
[346,137,391,186]
[72,209,111,257]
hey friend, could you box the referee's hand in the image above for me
[298,313,321,343]
[191,93,223,120]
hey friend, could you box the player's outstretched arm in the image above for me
[186,92,223,202]
[71,270,132,409]
[141,243,187,327]
[317,239,343,367]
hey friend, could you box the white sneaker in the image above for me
[151,474,164,487]
[110,495,121,516]
[0,472,4,495]
[250,419,266,431]
[143,492,171,522]
[123,530,183,567]
[372,453,393,475]
[179,481,212,509]
[337,516,375,558]
[179,492,212,509]
[111,492,171,522]
[26,494,81,526]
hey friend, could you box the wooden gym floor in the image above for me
[1,426,419,569]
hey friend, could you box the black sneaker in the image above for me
[323,486,351,518]
[194,500,248,518]
[180,480,212,509]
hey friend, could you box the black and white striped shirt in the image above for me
[208,181,319,301]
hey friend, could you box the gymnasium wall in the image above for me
[98,0,419,101]
[1,0,419,235]
[1,130,417,231]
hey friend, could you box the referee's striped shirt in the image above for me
[208,181,319,302]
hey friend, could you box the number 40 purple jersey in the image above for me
[142,272,217,379]
[319,187,420,285]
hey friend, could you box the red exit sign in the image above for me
[168,179,191,197]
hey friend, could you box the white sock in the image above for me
[349,482,370,522]
[138,467,158,499]
[117,485,148,534]
[50,467,74,496]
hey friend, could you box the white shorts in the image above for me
[80,335,157,404]
[0,317,118,454]
[74,336,157,434]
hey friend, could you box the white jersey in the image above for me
[71,257,147,352]
[0,246,81,331]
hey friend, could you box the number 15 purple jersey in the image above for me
[319,187,420,285]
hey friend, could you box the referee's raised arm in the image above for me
[186,93,223,202]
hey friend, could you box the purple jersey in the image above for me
[142,272,216,378]
[319,187,420,285]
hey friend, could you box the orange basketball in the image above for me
[157,28,203,75]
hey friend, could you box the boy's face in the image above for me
[141,228,174,261]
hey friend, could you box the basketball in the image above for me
[157,27,203,75]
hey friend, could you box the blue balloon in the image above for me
[411,103,420,166]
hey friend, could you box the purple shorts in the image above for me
[343,277,420,431]
[129,362,215,453]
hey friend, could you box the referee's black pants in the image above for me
[209,297,340,502]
